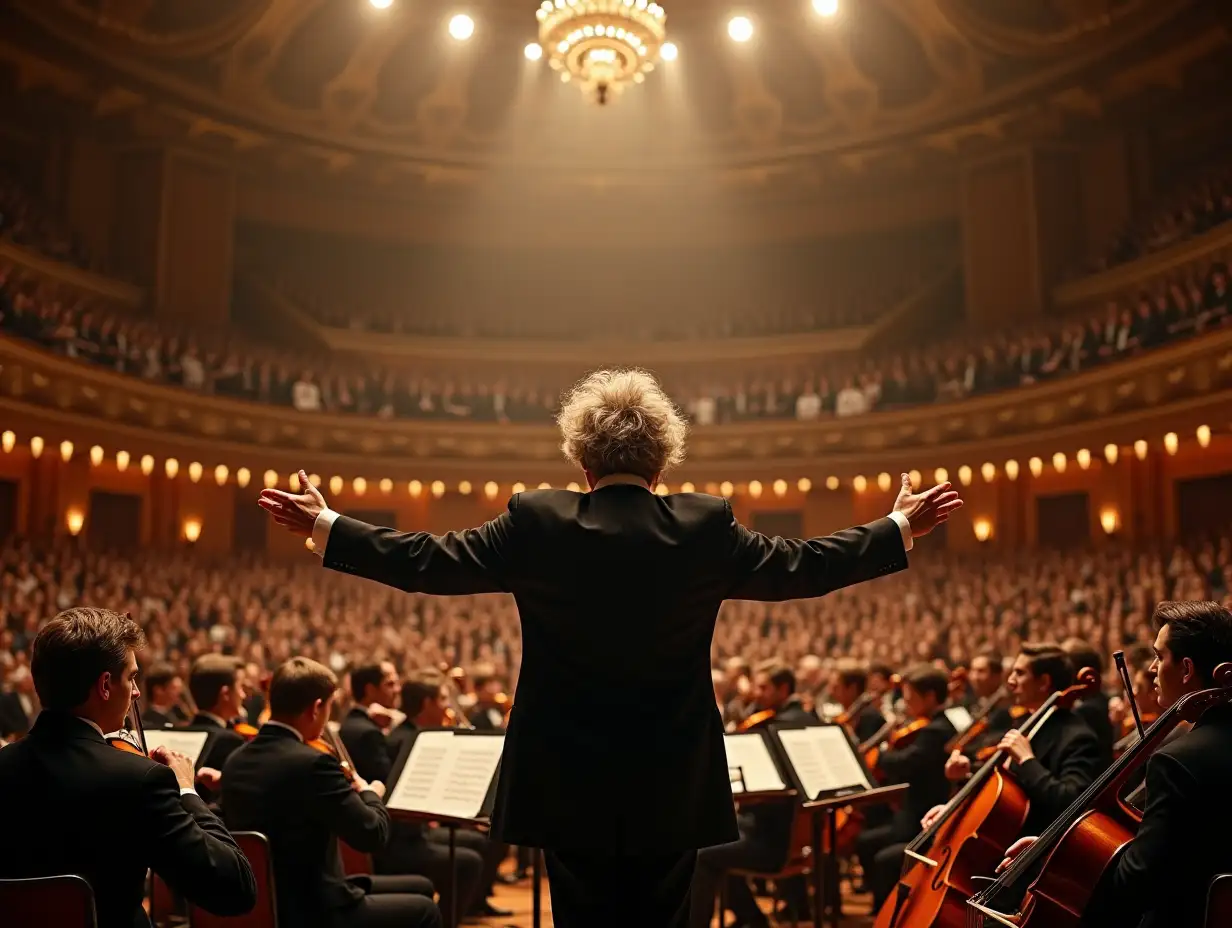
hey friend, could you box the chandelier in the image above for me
[536,0,667,105]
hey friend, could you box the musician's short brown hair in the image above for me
[400,670,445,718]
[1154,601,1232,686]
[972,650,1004,673]
[1061,638,1103,676]
[1020,642,1074,692]
[269,657,338,717]
[31,607,146,711]
[144,662,179,693]
[189,655,243,711]
[834,659,868,691]
[755,660,796,695]
[903,664,949,703]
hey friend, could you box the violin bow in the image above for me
[1113,649,1147,741]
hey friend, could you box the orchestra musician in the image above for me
[929,643,1103,837]
[340,662,403,786]
[868,662,898,720]
[829,658,886,743]
[999,601,1232,928]
[467,672,507,731]
[381,671,511,923]
[1061,638,1116,767]
[855,664,958,912]
[964,650,1007,714]
[182,655,251,804]
[259,368,961,928]
[221,656,442,928]
[140,661,188,729]
[0,607,257,928]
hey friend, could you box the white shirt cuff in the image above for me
[887,510,913,553]
[310,508,340,558]
[180,787,199,797]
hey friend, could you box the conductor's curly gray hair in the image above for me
[557,369,688,482]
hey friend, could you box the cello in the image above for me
[871,667,1098,928]
[966,661,1232,928]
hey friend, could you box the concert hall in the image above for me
[1,2,1231,927]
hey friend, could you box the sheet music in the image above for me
[723,733,786,794]
[944,706,974,734]
[776,726,871,800]
[387,731,504,819]
[144,730,210,767]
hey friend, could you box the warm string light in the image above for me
[1104,444,1119,465]
[458,480,472,495]
[60,440,73,463]
[183,518,202,543]
[973,518,992,543]
[353,477,368,496]
[825,476,839,491]
[431,480,446,498]
[680,481,695,493]
[772,479,787,498]
[934,467,948,485]
[188,461,203,484]
[1076,448,1091,470]
[720,481,734,497]
[89,445,104,467]
[957,465,972,487]
[1052,452,1066,474]
[329,476,343,495]
[236,468,251,489]
[1197,424,1212,448]
[116,450,130,472]
[141,455,155,476]
[485,481,500,499]
[797,477,812,493]
[214,464,229,486]
[1100,508,1119,535]
[0,431,13,453]
[263,469,278,489]
[65,508,84,536]
[165,458,179,479]
[852,475,867,493]
[1028,457,1043,478]
[877,472,892,492]
[981,462,996,483]
[1163,432,1178,455]
[748,480,762,499]
[379,478,393,494]
[1005,460,1019,481]
[1134,440,1148,461]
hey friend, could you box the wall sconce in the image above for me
[825,476,839,491]
[140,454,154,476]
[981,462,996,483]
[934,467,949,484]
[164,458,179,479]
[797,477,812,493]
[263,469,278,489]
[115,450,130,472]
[958,465,973,487]
[59,440,73,463]
[183,518,202,543]
[1,431,14,453]
[719,481,734,497]
[1028,457,1043,477]
[1104,444,1119,465]
[512,481,526,494]
[236,467,251,489]
[877,472,892,492]
[1052,452,1066,474]
[773,479,787,497]
[328,476,343,495]
[458,480,473,495]
[1134,440,1148,461]
[214,464,229,486]
[1076,448,1091,470]
[409,479,423,498]
[353,477,368,496]
[65,508,84,537]
[654,483,668,496]
[748,480,763,498]
[853,475,868,493]
[1100,508,1119,535]
[188,461,203,484]
[89,445,104,467]
[30,436,43,459]
[1163,432,1178,456]
[1197,425,1211,448]
[484,481,499,499]
[431,480,446,498]
[1005,459,1019,481]
[379,477,393,494]
[973,518,992,543]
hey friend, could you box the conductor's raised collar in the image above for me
[590,474,652,491]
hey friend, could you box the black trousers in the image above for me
[374,825,484,927]
[855,824,912,911]
[427,827,505,901]
[690,833,781,928]
[545,849,697,928]
[339,874,441,928]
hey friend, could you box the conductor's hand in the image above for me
[893,474,964,538]
[996,836,1038,874]
[151,746,197,791]
[944,750,972,782]
[259,469,326,538]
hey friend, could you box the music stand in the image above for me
[386,728,504,928]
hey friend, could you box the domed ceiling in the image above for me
[0,0,1226,194]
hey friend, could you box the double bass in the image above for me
[872,667,1098,928]
[966,661,1232,928]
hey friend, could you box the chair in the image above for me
[723,804,814,928]
[149,871,187,926]
[0,873,97,928]
[188,832,277,928]
[339,841,373,878]
[1207,873,1232,928]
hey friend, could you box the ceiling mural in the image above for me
[0,0,1226,193]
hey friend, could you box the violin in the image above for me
[873,667,1099,928]
[107,693,150,757]
[946,683,1014,755]
[737,707,778,733]
[835,688,877,732]
[966,661,1232,928]
[310,721,358,784]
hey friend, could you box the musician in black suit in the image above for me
[1062,638,1116,769]
[856,664,958,911]
[690,661,817,928]
[140,662,189,730]
[829,659,886,743]
[259,368,961,928]
[222,657,441,928]
[1001,602,1232,928]
[182,655,251,789]
[340,662,402,785]
[467,673,508,731]
[0,607,256,928]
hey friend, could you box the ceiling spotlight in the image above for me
[524,42,543,60]
[449,13,474,40]
[369,0,393,8]
[727,15,753,42]
[660,41,678,61]
[812,0,838,16]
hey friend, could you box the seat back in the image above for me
[149,872,180,926]
[339,841,372,878]
[1206,873,1232,928]
[783,804,814,870]
[188,833,277,928]
[0,874,97,928]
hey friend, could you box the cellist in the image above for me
[998,601,1232,928]
[855,664,958,912]
[930,643,1103,837]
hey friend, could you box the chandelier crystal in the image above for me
[536,0,667,105]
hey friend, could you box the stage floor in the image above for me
[477,875,875,927]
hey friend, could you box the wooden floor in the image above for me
[476,875,875,927]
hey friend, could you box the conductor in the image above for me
[260,368,961,928]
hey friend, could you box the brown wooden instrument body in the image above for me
[873,769,1029,928]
